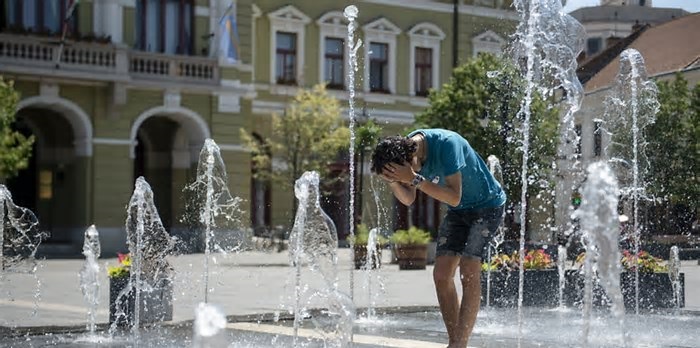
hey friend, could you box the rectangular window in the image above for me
[414,47,433,97]
[136,0,193,55]
[593,121,602,157]
[587,37,602,56]
[575,124,583,156]
[369,42,389,93]
[2,0,77,35]
[275,31,297,85]
[324,37,344,89]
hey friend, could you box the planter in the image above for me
[565,270,685,310]
[353,245,382,270]
[481,269,559,308]
[426,241,437,265]
[394,244,428,270]
[109,274,174,328]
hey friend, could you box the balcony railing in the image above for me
[0,34,219,85]
[130,51,218,82]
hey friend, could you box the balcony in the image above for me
[0,34,219,86]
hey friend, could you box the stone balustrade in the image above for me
[0,34,219,85]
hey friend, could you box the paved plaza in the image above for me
[1,249,699,347]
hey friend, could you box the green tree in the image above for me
[241,83,350,199]
[415,54,559,216]
[0,77,34,181]
[354,118,383,222]
[644,74,699,233]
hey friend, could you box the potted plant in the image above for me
[390,226,431,270]
[107,253,174,328]
[349,224,389,270]
[481,249,558,307]
[569,250,684,310]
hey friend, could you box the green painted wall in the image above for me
[237,0,254,65]
[92,144,132,227]
[195,15,209,56]
[78,2,93,35]
[123,7,135,48]
[11,80,40,97]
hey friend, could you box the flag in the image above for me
[65,0,80,22]
[219,2,239,63]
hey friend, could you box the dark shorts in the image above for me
[436,205,505,260]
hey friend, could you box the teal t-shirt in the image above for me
[408,129,506,211]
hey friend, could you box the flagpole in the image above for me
[55,0,80,69]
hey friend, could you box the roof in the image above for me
[576,24,649,85]
[581,12,700,92]
[570,5,688,24]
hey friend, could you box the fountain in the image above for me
[669,246,682,313]
[484,155,507,307]
[557,244,567,308]
[193,302,228,348]
[287,171,354,348]
[0,184,45,274]
[185,138,243,303]
[0,184,46,317]
[79,225,101,336]
[574,162,625,346]
[110,177,176,339]
[508,0,586,335]
[601,48,660,314]
[344,4,361,303]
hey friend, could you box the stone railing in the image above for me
[0,34,218,85]
[0,34,117,73]
[130,51,218,83]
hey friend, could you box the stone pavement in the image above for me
[1,249,699,346]
[1,249,442,329]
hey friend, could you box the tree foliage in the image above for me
[645,74,699,231]
[0,77,34,181]
[241,83,350,191]
[415,53,560,207]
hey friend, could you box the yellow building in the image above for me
[0,0,516,256]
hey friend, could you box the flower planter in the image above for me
[564,270,685,310]
[353,245,382,270]
[109,274,174,328]
[481,269,559,308]
[394,244,428,270]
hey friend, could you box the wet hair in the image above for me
[370,135,416,174]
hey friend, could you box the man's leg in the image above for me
[453,257,482,348]
[433,255,461,345]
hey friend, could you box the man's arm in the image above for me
[416,172,462,207]
[382,162,462,207]
[387,181,417,206]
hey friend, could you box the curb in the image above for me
[0,305,441,338]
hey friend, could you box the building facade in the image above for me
[570,0,687,59]
[563,13,700,242]
[0,0,517,256]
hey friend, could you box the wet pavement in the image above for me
[1,250,700,347]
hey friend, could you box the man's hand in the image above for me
[382,162,415,184]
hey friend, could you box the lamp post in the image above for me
[356,103,368,227]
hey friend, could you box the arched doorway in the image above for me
[130,106,209,251]
[6,107,86,244]
[133,117,179,230]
